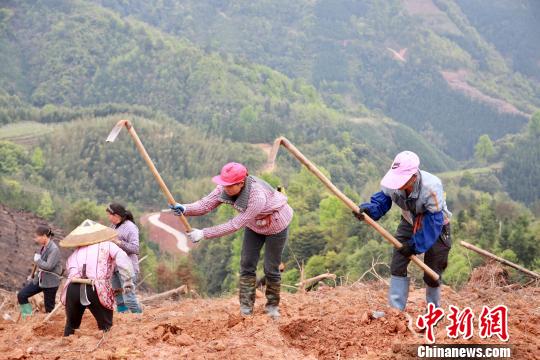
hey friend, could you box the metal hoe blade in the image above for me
[79,284,91,306]
[106,122,125,142]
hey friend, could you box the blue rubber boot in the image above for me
[426,286,441,308]
[388,275,410,311]
[116,304,128,313]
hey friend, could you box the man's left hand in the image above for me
[188,229,205,244]
[397,242,414,257]
[353,205,371,221]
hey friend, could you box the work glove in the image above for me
[169,203,186,216]
[397,242,414,258]
[33,253,41,262]
[187,229,204,244]
[123,280,134,294]
[353,205,370,221]
[26,275,33,281]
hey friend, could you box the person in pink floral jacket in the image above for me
[62,240,134,336]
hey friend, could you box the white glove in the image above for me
[33,253,41,262]
[123,280,134,294]
[188,229,204,244]
[26,275,33,281]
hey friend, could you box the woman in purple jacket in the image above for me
[106,203,142,313]
[170,162,293,318]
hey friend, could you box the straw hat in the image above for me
[59,219,117,248]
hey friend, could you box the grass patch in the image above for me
[0,121,55,145]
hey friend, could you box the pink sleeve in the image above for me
[184,186,222,216]
[65,251,79,278]
[202,192,266,239]
[109,242,134,281]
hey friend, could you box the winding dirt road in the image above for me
[147,212,189,253]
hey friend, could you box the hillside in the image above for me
[0,276,538,359]
[2,113,539,297]
[94,0,538,159]
[455,0,540,81]
[0,204,66,291]
[0,0,456,179]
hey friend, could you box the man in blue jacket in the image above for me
[355,151,452,310]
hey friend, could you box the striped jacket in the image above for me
[185,176,293,239]
[112,220,140,274]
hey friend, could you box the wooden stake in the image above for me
[268,136,440,281]
[137,272,153,287]
[460,240,540,279]
[299,261,305,293]
[43,303,63,322]
[30,264,37,279]
[0,297,6,313]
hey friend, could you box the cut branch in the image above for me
[296,272,336,289]
[356,257,389,285]
[141,285,187,303]
[460,240,540,279]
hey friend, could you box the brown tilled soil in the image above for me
[1,275,538,360]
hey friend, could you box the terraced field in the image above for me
[0,122,56,147]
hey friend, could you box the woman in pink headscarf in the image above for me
[170,162,293,319]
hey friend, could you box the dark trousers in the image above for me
[390,217,451,288]
[64,283,113,336]
[240,227,288,283]
[17,282,58,312]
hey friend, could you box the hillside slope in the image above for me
[0,204,66,291]
[0,278,537,359]
[0,0,455,180]
[94,0,537,158]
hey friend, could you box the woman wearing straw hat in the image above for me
[170,162,293,319]
[355,151,452,311]
[60,220,134,336]
[106,203,143,313]
[17,225,62,319]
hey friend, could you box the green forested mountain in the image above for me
[1,0,539,295]
[39,116,268,206]
[95,0,538,159]
[0,0,455,178]
[456,0,540,80]
[500,113,540,205]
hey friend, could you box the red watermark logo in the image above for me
[479,305,509,342]
[416,303,445,343]
[416,305,509,343]
[446,305,474,340]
